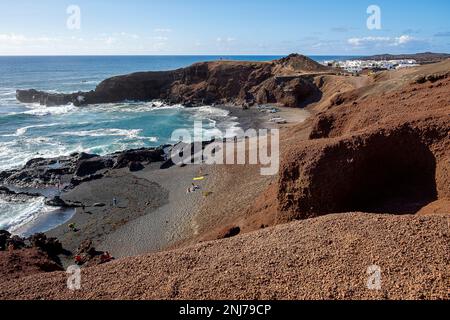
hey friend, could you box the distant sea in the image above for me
[0,55,358,233]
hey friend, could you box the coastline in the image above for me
[33,104,310,264]
[1,54,449,300]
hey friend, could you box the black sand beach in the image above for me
[40,105,310,265]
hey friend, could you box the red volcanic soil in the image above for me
[0,213,448,300]
[0,248,63,282]
[201,60,450,238]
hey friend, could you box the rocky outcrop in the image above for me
[0,231,65,281]
[75,157,114,177]
[112,148,165,169]
[0,155,81,187]
[16,54,334,108]
[0,147,166,189]
[16,89,85,107]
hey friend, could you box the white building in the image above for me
[322,59,420,73]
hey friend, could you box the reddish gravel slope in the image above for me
[1,213,448,300]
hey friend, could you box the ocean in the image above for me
[0,55,356,234]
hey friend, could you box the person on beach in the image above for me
[187,184,200,193]
[112,197,117,207]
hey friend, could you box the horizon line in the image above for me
[0,53,368,57]
[0,52,446,57]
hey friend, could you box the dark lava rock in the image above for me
[0,230,12,251]
[6,235,26,250]
[75,157,114,177]
[16,89,88,107]
[16,54,331,108]
[77,152,98,161]
[0,232,66,280]
[221,226,241,239]
[129,161,145,172]
[45,196,68,207]
[113,148,164,169]
[28,233,63,258]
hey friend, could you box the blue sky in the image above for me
[0,0,449,55]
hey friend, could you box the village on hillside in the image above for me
[323,59,421,74]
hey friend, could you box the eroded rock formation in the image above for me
[0,231,65,281]
[16,54,335,108]
[276,61,450,221]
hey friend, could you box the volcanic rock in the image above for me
[128,161,145,172]
[75,157,114,177]
[276,61,450,221]
[16,54,335,108]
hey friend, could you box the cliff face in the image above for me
[16,54,334,108]
[276,60,450,221]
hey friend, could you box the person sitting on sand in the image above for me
[187,184,200,194]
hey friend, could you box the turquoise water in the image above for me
[0,55,356,233]
[0,55,356,170]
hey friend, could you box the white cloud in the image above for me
[154,28,172,33]
[216,37,236,43]
[105,37,116,45]
[114,32,140,39]
[348,35,415,47]
[0,33,58,45]
[153,36,169,41]
[396,35,413,45]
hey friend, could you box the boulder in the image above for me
[45,196,68,207]
[218,226,241,239]
[129,161,144,172]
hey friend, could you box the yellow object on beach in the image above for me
[193,177,205,181]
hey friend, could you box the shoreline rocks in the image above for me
[0,147,166,190]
